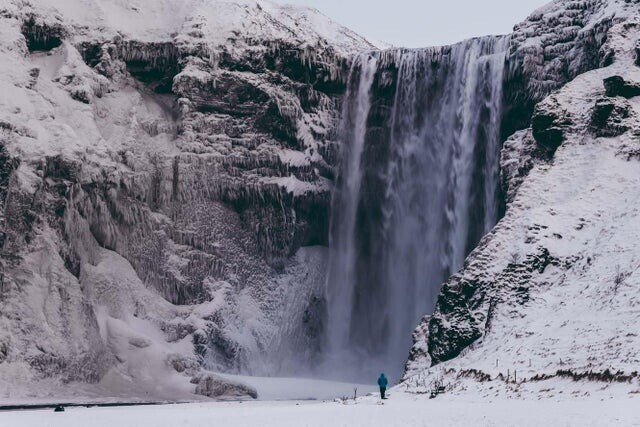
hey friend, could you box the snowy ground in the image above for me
[2,388,640,427]
[214,374,377,401]
[0,376,375,406]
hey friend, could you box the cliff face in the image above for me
[405,0,640,393]
[502,0,634,137]
[0,0,374,398]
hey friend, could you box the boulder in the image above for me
[531,98,571,152]
[192,373,258,400]
[591,97,632,137]
[603,76,640,98]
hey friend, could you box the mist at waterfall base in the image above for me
[320,37,509,383]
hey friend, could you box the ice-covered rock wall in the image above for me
[404,0,640,388]
[0,0,375,399]
[502,0,635,138]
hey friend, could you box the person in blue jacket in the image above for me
[377,373,388,399]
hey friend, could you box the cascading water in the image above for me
[324,36,510,382]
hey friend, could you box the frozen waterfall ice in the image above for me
[324,36,510,382]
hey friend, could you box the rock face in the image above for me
[531,96,573,152]
[603,75,640,97]
[591,96,635,137]
[502,0,635,138]
[405,6,640,390]
[0,0,373,398]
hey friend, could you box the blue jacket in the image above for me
[377,375,388,388]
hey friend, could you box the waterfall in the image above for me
[325,53,379,361]
[324,36,510,382]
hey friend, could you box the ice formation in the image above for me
[0,0,374,400]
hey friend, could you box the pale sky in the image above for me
[274,0,552,47]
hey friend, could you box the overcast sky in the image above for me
[274,0,552,47]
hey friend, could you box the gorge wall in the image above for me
[0,0,375,398]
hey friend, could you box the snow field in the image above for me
[2,388,640,427]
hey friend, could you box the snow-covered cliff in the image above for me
[0,0,375,400]
[404,0,640,397]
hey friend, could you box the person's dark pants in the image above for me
[380,387,386,399]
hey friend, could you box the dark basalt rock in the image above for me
[603,75,640,98]
[532,111,563,150]
[427,278,484,364]
[500,129,553,207]
[21,15,65,52]
[526,247,560,274]
[228,41,350,95]
[501,72,537,142]
[591,97,631,137]
[0,341,8,363]
[255,102,299,147]
[79,42,103,68]
[115,41,180,93]
[531,102,571,152]
[423,246,562,367]
[176,72,270,116]
[0,144,18,250]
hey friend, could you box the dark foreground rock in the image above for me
[603,75,640,98]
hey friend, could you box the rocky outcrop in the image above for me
[603,74,640,97]
[500,129,551,205]
[405,11,640,389]
[531,96,573,152]
[192,373,258,400]
[591,96,634,136]
[501,0,637,138]
[20,13,66,52]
